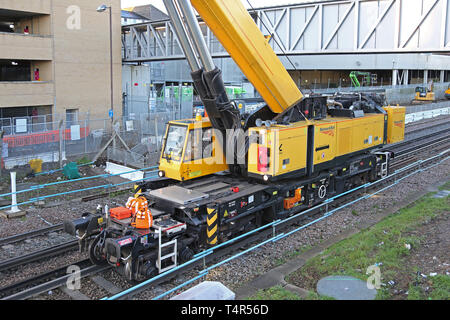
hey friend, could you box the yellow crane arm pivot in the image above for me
[190,0,303,114]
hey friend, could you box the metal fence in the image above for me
[0,111,174,171]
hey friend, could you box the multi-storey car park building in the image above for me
[121,0,450,117]
[0,0,122,128]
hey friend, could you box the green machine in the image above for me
[349,71,374,88]
[225,86,247,99]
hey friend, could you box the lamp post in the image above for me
[97,4,114,126]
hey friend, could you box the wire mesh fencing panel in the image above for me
[117,112,173,168]
[0,109,178,171]
[107,147,146,168]
[0,116,109,170]
[1,123,63,170]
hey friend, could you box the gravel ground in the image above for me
[0,187,132,239]
[0,166,111,203]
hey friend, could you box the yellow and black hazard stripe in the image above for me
[133,184,142,198]
[206,206,219,246]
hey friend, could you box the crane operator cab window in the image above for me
[162,125,188,161]
[184,128,213,162]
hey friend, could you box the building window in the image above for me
[66,109,79,127]
[0,60,31,81]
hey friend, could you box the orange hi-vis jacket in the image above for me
[126,196,153,229]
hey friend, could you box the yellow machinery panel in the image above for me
[191,0,303,114]
[248,114,387,179]
[248,124,308,177]
[275,126,309,175]
[336,122,353,156]
[248,127,275,176]
[314,122,337,165]
[349,115,385,153]
[313,115,384,166]
[383,106,406,144]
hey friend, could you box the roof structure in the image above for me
[121,10,147,20]
[122,4,168,22]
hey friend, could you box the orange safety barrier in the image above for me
[3,127,90,148]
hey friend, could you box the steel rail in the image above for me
[394,134,450,156]
[2,263,110,300]
[0,259,92,299]
[0,223,64,247]
[0,240,78,272]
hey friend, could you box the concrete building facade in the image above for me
[0,0,122,124]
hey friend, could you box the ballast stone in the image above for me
[170,281,235,300]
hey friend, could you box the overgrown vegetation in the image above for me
[76,156,92,166]
[438,180,450,191]
[247,286,335,300]
[285,190,449,300]
[247,286,301,300]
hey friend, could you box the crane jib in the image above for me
[190,0,303,114]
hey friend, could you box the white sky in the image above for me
[121,0,312,12]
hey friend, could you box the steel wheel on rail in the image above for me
[89,234,106,266]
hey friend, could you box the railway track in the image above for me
[0,223,64,247]
[81,186,135,202]
[405,115,449,132]
[390,136,450,171]
[0,259,92,299]
[0,240,79,273]
[1,260,109,300]
[1,122,448,300]
[405,116,450,134]
[395,134,450,156]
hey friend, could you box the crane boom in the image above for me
[191,0,303,114]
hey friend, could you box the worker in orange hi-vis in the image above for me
[126,196,153,229]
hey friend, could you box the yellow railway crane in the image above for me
[64,0,407,281]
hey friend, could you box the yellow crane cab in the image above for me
[158,118,228,181]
